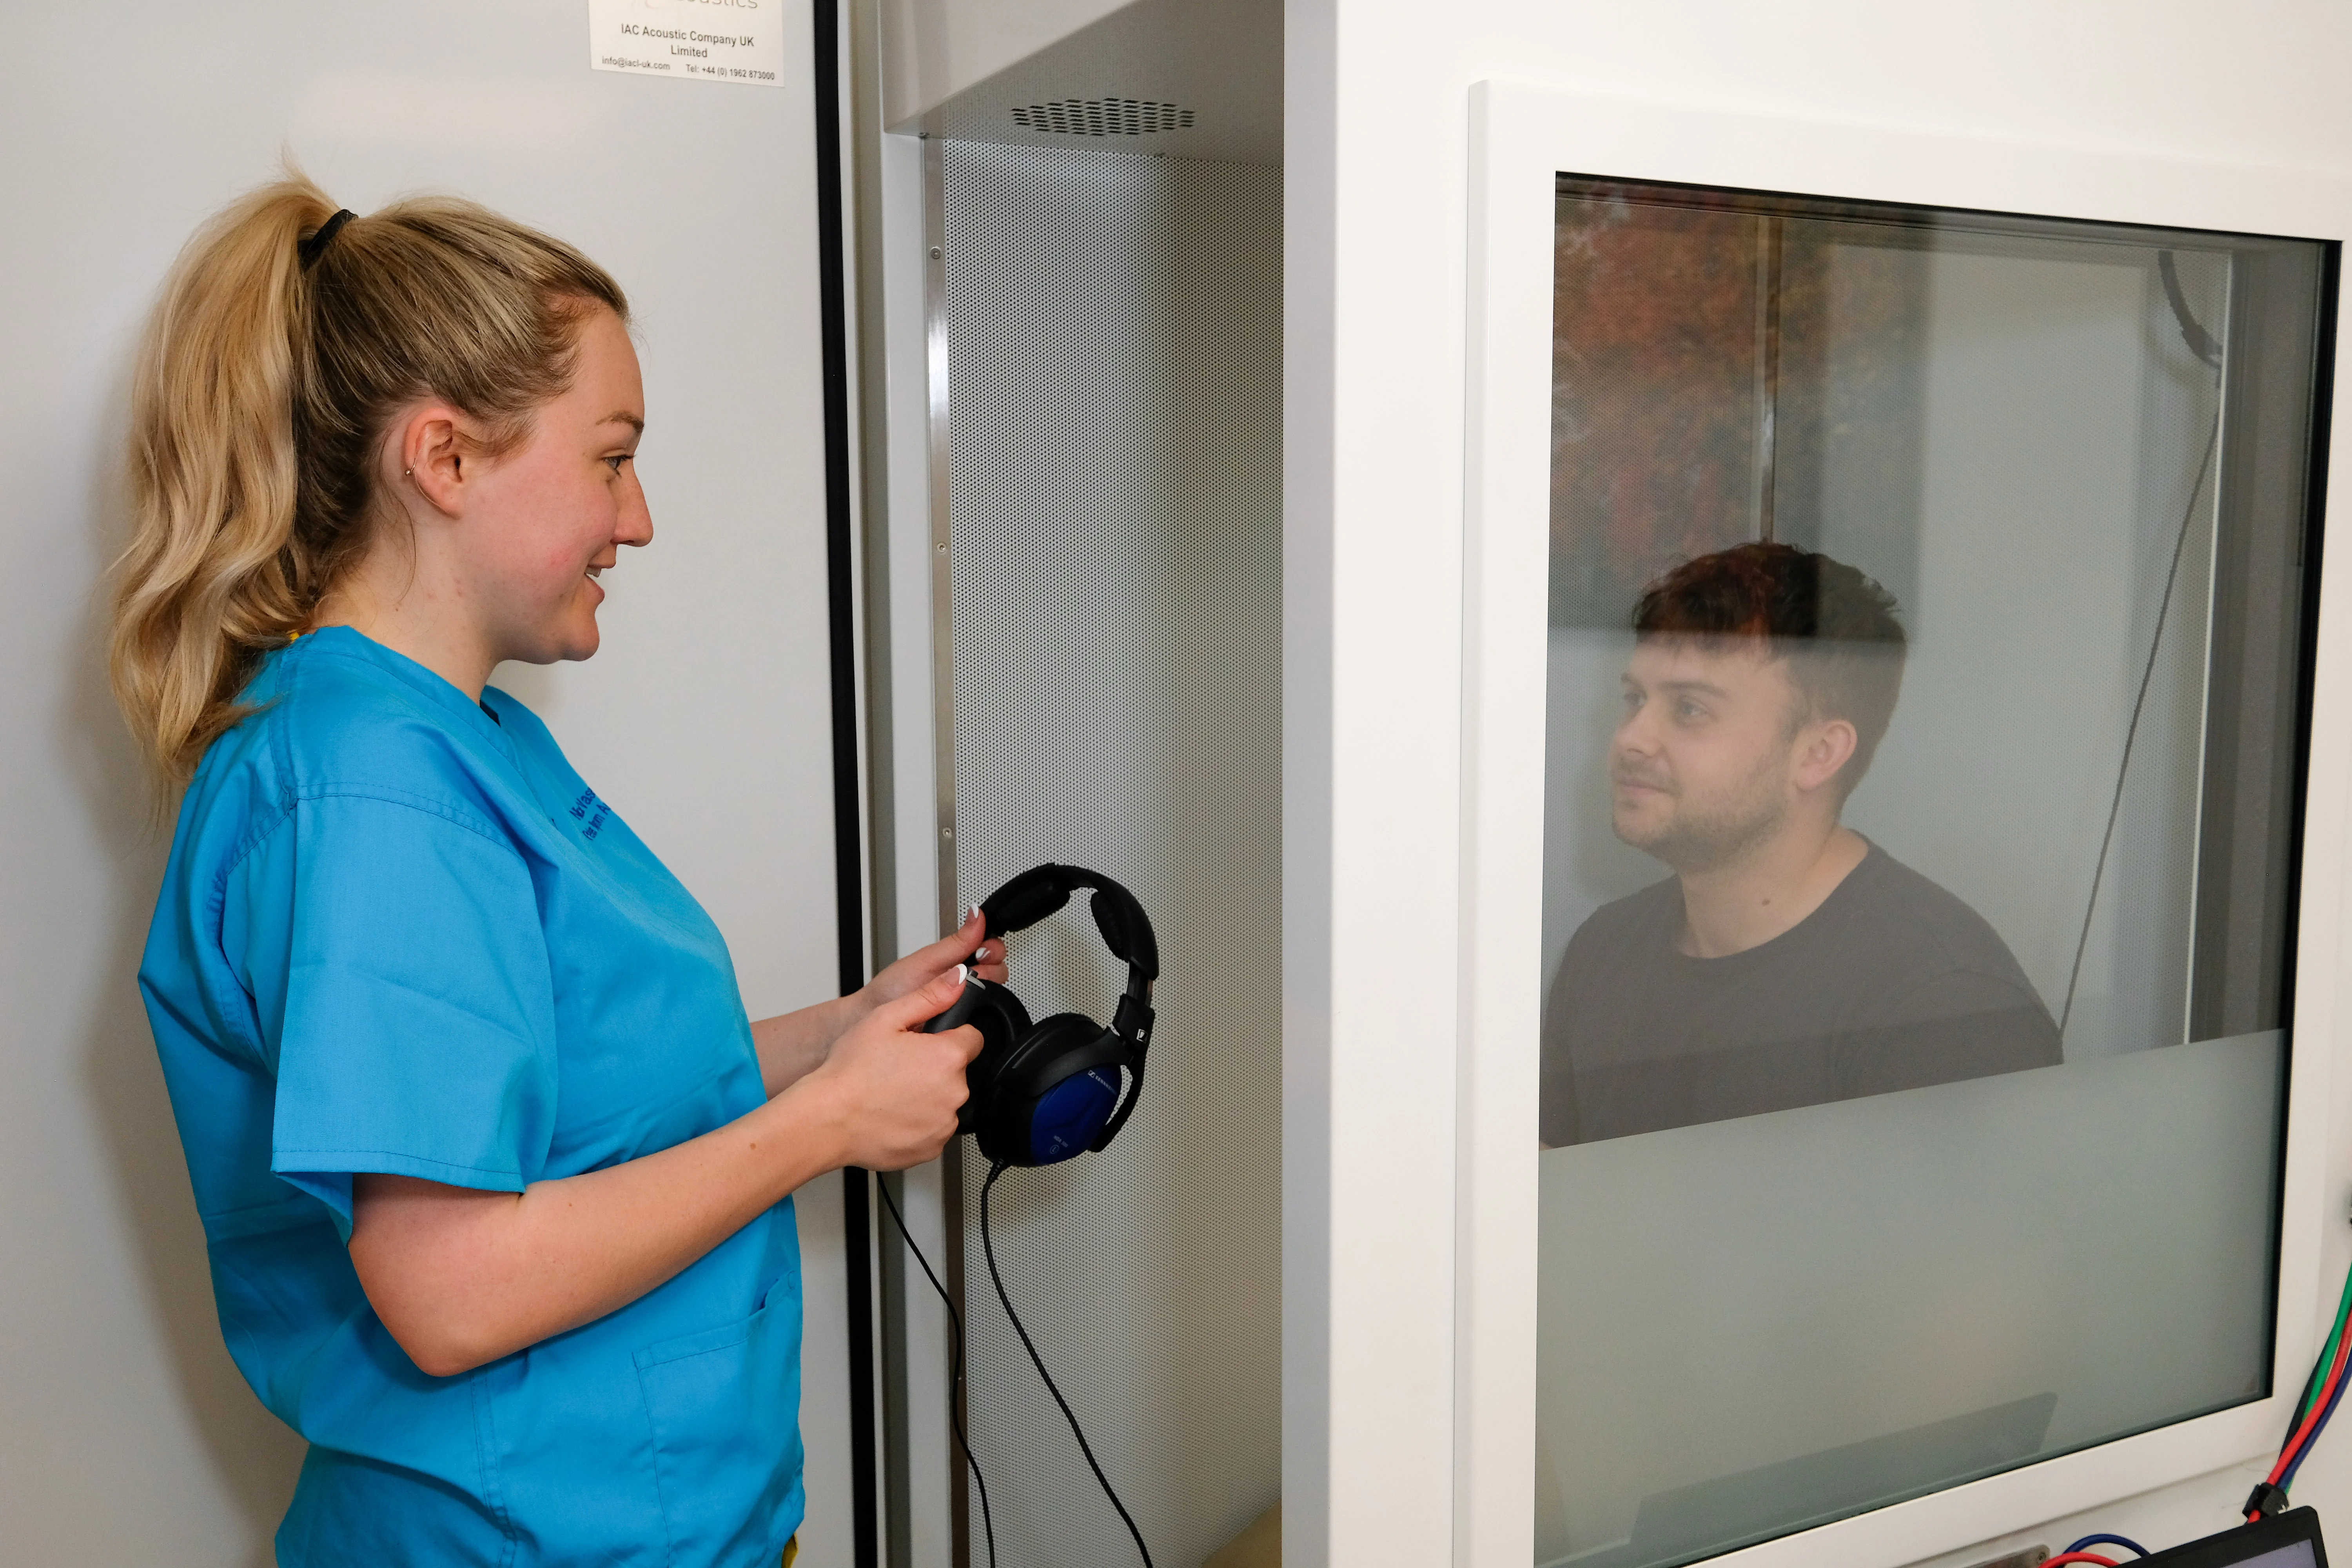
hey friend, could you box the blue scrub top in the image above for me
[138,627,804,1568]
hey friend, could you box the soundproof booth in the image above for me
[847,3,2352,1568]
[1451,78,2352,1568]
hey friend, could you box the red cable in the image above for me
[2267,1309,2352,1494]
[2041,1555,2120,1567]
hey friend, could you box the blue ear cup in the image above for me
[1029,1066,1122,1163]
[923,981,1128,1163]
[976,1011,1133,1167]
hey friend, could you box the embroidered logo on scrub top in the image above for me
[569,789,611,841]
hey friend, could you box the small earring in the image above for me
[402,467,414,478]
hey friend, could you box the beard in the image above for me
[1612,753,1790,875]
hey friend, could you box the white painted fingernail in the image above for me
[967,902,984,924]
[952,964,967,987]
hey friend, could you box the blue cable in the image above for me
[2065,1534,2151,1559]
[2282,1346,2352,1493]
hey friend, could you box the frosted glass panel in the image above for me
[1535,180,2330,1564]
[1535,1034,2279,1564]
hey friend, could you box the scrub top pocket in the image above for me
[635,1283,806,1568]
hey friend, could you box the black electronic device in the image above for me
[922,862,1158,1168]
[2124,1507,2328,1568]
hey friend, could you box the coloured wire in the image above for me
[2281,1307,2352,1492]
[875,1179,997,1568]
[2255,1299,2352,1519]
[2271,1290,2352,1496]
[2281,1301,2352,1494]
[2042,1555,2120,1568]
[2294,1250,2352,1427]
[2287,1324,2333,1433]
[2272,1278,2352,1478]
[2245,1249,2352,1510]
[980,1161,1156,1568]
[2274,1325,2349,1489]
[2065,1534,2150,1558]
[2280,1359,2349,1494]
[2288,1249,2352,1429]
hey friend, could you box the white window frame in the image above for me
[1457,79,2352,1568]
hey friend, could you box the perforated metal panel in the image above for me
[939,138,1281,1568]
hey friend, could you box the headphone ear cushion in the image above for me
[1086,883,1160,982]
[948,983,1033,1137]
[980,1013,1122,1167]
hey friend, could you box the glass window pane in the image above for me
[1534,178,2333,1567]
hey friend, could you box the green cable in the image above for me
[2290,1251,2352,1429]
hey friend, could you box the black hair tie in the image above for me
[298,209,356,269]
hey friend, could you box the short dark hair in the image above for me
[1632,542,1908,799]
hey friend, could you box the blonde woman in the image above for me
[112,176,992,1567]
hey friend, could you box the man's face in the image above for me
[1611,637,1808,873]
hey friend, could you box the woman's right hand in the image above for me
[807,966,984,1171]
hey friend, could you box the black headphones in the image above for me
[922,863,1159,1167]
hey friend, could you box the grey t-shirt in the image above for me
[1539,844,2061,1146]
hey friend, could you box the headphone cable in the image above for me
[980,1161,1157,1568]
[2058,250,2226,1041]
[875,1177,997,1568]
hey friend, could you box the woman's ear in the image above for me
[396,405,472,518]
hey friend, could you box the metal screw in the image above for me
[943,826,954,839]
[936,542,947,553]
[929,245,942,260]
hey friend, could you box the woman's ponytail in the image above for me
[109,169,628,787]
[112,177,330,784]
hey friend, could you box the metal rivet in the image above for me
[929,245,943,260]
[943,826,955,839]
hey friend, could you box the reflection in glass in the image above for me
[1541,543,2062,1145]
[1533,178,2332,1566]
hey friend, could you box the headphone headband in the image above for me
[978,864,1160,987]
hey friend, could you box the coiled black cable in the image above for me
[875,1178,997,1568]
[980,1160,1155,1568]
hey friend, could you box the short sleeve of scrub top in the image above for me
[138,628,805,1568]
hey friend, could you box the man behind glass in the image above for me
[1540,542,2060,1146]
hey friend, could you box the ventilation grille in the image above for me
[1009,98,1196,138]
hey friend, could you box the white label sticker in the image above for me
[589,0,783,87]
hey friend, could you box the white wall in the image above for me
[1294,0,2352,1563]
[0,3,857,1563]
